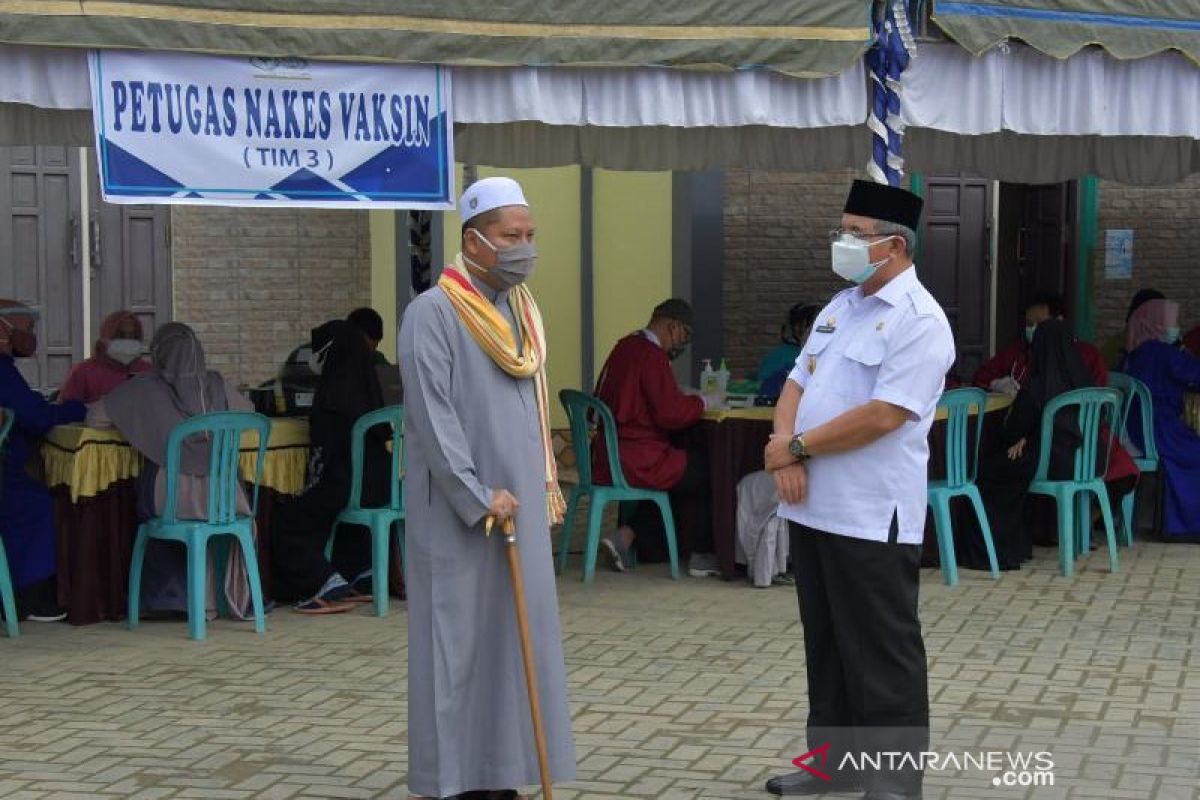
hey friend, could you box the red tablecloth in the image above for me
[703,418,774,578]
[53,487,406,625]
[53,482,288,626]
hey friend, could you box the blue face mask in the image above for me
[1162,326,1180,343]
[1024,325,1037,343]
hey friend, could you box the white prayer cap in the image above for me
[459,176,528,224]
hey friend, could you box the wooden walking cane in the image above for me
[486,515,555,800]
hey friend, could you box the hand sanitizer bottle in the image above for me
[700,359,717,403]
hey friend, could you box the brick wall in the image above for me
[1091,175,1200,349]
[172,206,372,387]
[722,168,858,377]
[725,172,1200,376]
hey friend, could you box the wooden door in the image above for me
[0,146,83,390]
[918,174,993,381]
[86,149,172,345]
[996,181,1077,347]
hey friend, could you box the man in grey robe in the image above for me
[399,176,576,799]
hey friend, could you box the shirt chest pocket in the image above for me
[835,335,887,402]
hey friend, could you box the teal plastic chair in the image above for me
[324,405,405,618]
[0,407,18,638]
[1107,372,1160,545]
[1027,388,1121,578]
[128,411,270,640]
[557,390,679,583]
[928,388,999,586]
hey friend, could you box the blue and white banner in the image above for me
[88,51,454,209]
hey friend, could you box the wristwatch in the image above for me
[788,433,811,462]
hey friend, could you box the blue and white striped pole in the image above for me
[866,0,917,186]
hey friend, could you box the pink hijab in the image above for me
[1126,299,1179,354]
[94,310,143,360]
[58,310,151,403]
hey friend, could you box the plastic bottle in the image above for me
[700,359,717,403]
[716,358,731,405]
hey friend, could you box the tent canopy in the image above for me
[2,37,1198,184]
[932,0,1200,63]
[0,0,872,77]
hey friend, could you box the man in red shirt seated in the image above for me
[974,292,1108,391]
[592,299,719,578]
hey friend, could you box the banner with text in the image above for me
[88,51,454,209]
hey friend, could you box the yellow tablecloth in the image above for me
[703,392,1013,423]
[42,417,310,501]
[1186,393,1200,434]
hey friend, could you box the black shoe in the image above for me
[765,771,862,796]
[16,577,64,622]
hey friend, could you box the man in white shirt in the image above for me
[762,180,955,800]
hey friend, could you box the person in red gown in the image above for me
[973,293,1106,392]
[591,299,719,577]
[1183,324,1200,359]
[58,310,152,404]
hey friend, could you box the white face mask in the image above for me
[307,341,332,376]
[106,338,142,365]
[830,234,896,284]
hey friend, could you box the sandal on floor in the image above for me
[345,571,375,603]
[293,596,355,615]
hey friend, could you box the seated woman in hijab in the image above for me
[59,310,152,404]
[88,322,258,618]
[1123,299,1200,540]
[757,303,819,398]
[958,319,1137,570]
[271,320,391,614]
[0,300,86,622]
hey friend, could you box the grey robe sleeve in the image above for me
[399,297,493,526]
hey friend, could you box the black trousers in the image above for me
[621,451,713,561]
[790,521,928,794]
[270,476,372,602]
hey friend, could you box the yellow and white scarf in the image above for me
[439,256,566,525]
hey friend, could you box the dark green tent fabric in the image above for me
[932,1,1200,62]
[0,0,872,77]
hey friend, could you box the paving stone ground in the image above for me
[2,540,1198,800]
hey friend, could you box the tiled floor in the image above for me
[2,540,1198,799]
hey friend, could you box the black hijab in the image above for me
[1024,318,1094,409]
[308,320,388,497]
[312,321,384,421]
[1008,319,1094,475]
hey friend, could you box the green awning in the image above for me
[0,0,873,77]
[932,1,1200,62]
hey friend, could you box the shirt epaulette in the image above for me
[908,287,941,317]
[831,287,856,304]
